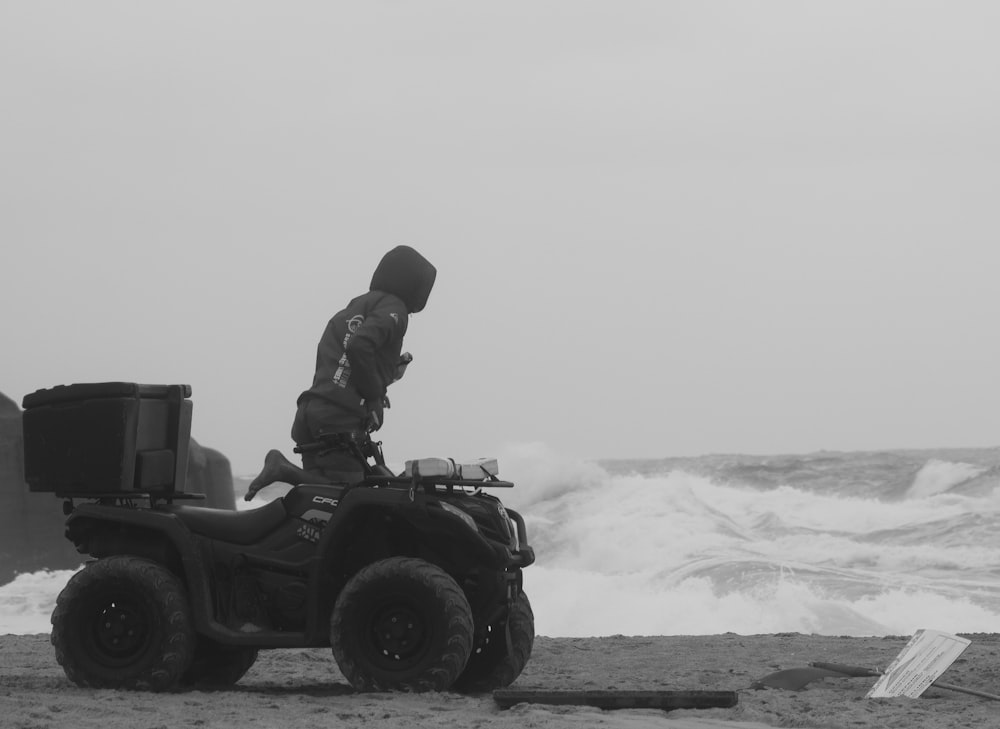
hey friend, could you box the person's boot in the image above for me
[245,449,329,501]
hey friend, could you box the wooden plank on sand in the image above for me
[493,689,739,711]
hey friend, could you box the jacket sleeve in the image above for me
[344,297,408,402]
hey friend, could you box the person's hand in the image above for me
[365,397,386,432]
[392,352,413,383]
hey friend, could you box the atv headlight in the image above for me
[497,504,520,551]
[440,501,478,533]
[507,514,520,551]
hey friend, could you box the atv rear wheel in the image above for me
[182,638,258,687]
[330,557,474,691]
[51,556,195,691]
[453,590,534,693]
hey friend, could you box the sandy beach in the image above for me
[2,632,997,729]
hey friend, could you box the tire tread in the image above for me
[50,555,194,691]
[331,557,473,692]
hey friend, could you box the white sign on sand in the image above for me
[866,629,971,698]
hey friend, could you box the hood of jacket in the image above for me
[369,245,437,313]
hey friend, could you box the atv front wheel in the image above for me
[50,556,195,691]
[453,590,534,693]
[330,557,474,691]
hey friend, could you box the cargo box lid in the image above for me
[22,382,192,409]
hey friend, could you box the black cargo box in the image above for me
[22,382,193,496]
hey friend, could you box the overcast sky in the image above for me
[3,2,998,475]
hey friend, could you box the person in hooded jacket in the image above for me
[288,245,436,481]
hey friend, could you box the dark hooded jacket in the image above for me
[296,246,436,428]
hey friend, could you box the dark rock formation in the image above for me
[0,393,79,586]
[185,440,236,510]
[1,391,236,585]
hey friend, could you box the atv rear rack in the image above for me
[57,491,206,513]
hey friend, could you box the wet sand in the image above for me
[2,632,998,729]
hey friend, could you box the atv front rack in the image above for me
[367,475,513,489]
[364,474,514,502]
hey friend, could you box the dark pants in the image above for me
[291,398,366,482]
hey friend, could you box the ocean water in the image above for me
[3,445,999,638]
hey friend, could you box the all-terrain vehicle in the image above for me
[21,382,535,692]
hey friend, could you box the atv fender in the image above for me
[316,488,511,571]
[65,505,225,643]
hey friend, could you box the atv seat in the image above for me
[160,498,287,545]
